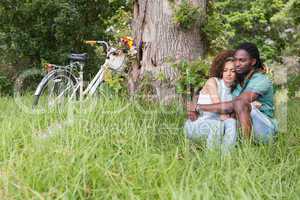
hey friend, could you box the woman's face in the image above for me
[222,61,236,85]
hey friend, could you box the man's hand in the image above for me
[252,101,262,109]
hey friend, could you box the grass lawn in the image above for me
[0,97,299,199]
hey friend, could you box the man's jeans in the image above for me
[250,104,278,143]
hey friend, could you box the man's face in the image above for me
[234,49,256,75]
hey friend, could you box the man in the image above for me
[188,42,277,143]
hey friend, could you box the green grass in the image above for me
[0,96,299,199]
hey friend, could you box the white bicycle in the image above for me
[33,40,127,107]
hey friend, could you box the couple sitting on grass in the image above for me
[185,42,278,152]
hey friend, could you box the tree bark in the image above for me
[132,0,207,103]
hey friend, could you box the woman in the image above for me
[185,50,237,152]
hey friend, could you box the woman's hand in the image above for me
[187,111,199,121]
[186,102,198,121]
[220,114,231,121]
[186,101,197,112]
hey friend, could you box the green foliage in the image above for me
[202,1,234,53]
[172,58,210,99]
[288,75,300,98]
[0,0,131,96]
[203,0,294,62]
[1,0,299,97]
[106,7,133,41]
[103,68,127,95]
[0,0,128,74]
[271,0,300,56]
[173,1,203,30]
[0,72,12,95]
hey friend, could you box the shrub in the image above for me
[288,75,300,98]
[0,72,12,96]
[173,1,203,30]
[172,58,210,100]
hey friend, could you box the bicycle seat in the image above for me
[68,53,88,62]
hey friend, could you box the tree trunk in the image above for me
[132,0,207,103]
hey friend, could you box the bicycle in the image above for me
[33,40,128,108]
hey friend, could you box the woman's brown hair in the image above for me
[209,50,235,78]
[209,50,236,91]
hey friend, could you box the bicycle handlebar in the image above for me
[84,40,111,57]
[84,40,97,45]
[84,40,109,50]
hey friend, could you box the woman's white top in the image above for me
[197,78,233,119]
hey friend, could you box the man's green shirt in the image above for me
[232,72,275,119]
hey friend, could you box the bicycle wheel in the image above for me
[33,70,77,109]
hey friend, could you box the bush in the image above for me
[173,0,203,30]
[203,0,288,61]
[0,72,12,96]
[172,58,210,100]
[288,75,300,98]
[0,0,129,78]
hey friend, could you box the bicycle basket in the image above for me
[107,53,126,72]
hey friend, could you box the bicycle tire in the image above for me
[33,70,78,108]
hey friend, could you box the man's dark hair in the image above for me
[236,42,264,69]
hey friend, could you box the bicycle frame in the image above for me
[69,54,126,101]
[68,61,106,100]
[77,40,127,99]
[80,51,126,99]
